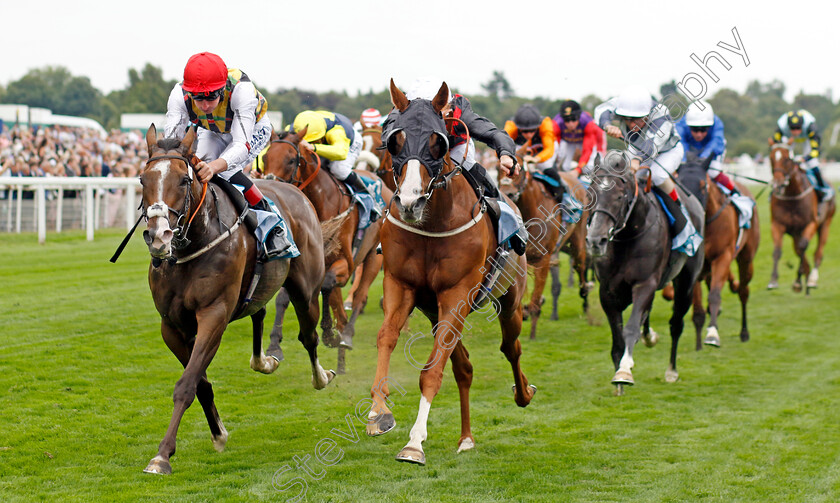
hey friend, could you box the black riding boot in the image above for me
[652,186,687,236]
[217,172,294,260]
[344,171,374,196]
[253,198,294,259]
[810,166,829,200]
[541,167,566,203]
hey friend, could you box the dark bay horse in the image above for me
[768,143,835,294]
[140,125,332,475]
[343,124,386,310]
[499,154,589,339]
[586,152,704,393]
[365,80,534,465]
[677,157,760,348]
[262,130,392,373]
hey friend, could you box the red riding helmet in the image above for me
[183,52,228,93]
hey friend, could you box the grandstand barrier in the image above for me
[0,177,141,244]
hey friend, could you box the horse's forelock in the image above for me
[157,137,183,152]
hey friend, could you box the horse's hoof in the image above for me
[807,269,819,288]
[611,369,634,385]
[511,384,537,406]
[343,301,353,311]
[767,281,778,290]
[665,368,679,383]
[704,327,721,348]
[395,446,426,465]
[250,354,280,374]
[321,329,340,348]
[792,281,802,293]
[339,333,354,350]
[457,437,475,453]
[265,345,284,362]
[740,331,750,343]
[366,413,396,436]
[143,455,172,475]
[212,426,228,452]
[642,329,659,347]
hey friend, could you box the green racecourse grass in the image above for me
[1,193,839,503]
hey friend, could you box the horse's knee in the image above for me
[173,379,197,406]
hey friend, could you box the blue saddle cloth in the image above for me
[345,176,385,230]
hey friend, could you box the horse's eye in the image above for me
[180,176,190,186]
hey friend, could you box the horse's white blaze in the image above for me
[150,160,171,202]
[399,160,424,207]
[405,396,432,451]
[618,349,634,372]
[775,150,782,162]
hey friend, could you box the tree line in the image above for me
[3,65,840,160]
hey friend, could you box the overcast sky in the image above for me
[2,0,835,105]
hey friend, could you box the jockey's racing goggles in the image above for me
[689,126,710,133]
[191,88,224,102]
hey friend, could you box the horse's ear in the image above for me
[593,152,601,168]
[431,82,449,114]
[182,126,197,153]
[390,78,409,112]
[145,124,158,156]
[767,137,774,147]
[701,155,713,171]
[296,126,308,143]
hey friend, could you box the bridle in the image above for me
[143,153,207,251]
[769,144,813,200]
[268,139,322,191]
[390,116,471,201]
[588,171,640,241]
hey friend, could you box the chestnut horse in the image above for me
[365,80,534,466]
[586,152,704,393]
[499,154,589,339]
[677,156,760,349]
[140,125,332,475]
[262,130,392,373]
[767,143,835,294]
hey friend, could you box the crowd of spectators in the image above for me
[0,123,147,183]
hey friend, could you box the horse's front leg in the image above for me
[768,221,784,289]
[367,273,415,437]
[145,307,227,475]
[397,288,471,465]
[612,279,657,387]
[267,288,290,361]
[319,269,339,347]
[549,262,562,321]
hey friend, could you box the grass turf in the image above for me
[0,195,838,502]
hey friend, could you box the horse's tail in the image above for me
[320,211,352,257]
[355,150,380,171]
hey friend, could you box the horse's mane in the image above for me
[275,130,294,141]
